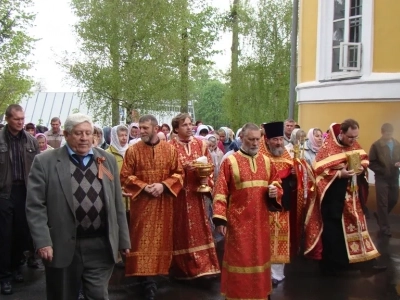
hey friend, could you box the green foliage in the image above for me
[61,0,222,125]
[194,78,228,129]
[224,0,293,128]
[0,0,35,112]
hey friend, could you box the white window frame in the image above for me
[339,42,362,71]
[316,0,374,81]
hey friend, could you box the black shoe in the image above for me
[1,281,13,295]
[115,261,125,269]
[360,265,387,277]
[143,283,157,300]
[272,278,279,288]
[27,256,40,269]
[13,271,24,283]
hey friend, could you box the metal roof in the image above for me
[19,92,195,128]
[21,92,91,127]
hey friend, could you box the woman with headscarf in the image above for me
[217,127,233,153]
[128,122,140,145]
[161,123,171,138]
[206,134,224,180]
[106,125,129,171]
[303,128,323,166]
[35,133,53,152]
[195,124,209,139]
[228,128,243,152]
[285,128,306,158]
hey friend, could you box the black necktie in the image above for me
[72,154,85,168]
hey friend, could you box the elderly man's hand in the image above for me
[38,246,53,262]
[120,249,130,256]
[269,185,277,198]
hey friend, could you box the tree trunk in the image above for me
[230,0,240,128]
[180,27,189,113]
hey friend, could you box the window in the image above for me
[316,0,372,81]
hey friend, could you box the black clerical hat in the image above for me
[262,122,284,139]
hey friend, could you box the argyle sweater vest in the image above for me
[70,156,107,238]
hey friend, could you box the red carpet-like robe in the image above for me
[169,137,220,279]
[213,150,283,300]
[120,140,184,276]
[304,123,379,263]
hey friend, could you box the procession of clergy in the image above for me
[3,103,392,300]
[120,115,388,300]
[106,113,387,300]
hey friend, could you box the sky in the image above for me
[28,0,233,92]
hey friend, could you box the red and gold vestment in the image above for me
[213,150,282,300]
[304,123,379,263]
[169,136,220,278]
[259,139,293,263]
[120,140,184,276]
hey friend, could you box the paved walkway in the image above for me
[7,215,400,300]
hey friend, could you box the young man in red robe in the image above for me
[120,115,184,300]
[304,119,386,276]
[259,121,295,287]
[169,113,220,279]
[213,123,283,300]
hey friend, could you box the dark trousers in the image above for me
[45,236,114,300]
[0,184,30,282]
[376,178,399,232]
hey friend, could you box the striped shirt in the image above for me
[7,130,25,181]
[44,130,64,149]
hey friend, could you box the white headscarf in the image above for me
[128,122,139,139]
[110,125,129,157]
[195,124,209,137]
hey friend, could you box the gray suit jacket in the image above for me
[26,146,131,268]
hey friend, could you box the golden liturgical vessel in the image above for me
[193,162,214,192]
[346,152,361,174]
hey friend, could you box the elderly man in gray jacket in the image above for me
[26,113,130,300]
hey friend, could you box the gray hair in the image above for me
[284,118,296,124]
[116,125,128,134]
[64,113,94,133]
[241,123,260,136]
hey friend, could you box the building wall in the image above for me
[298,101,400,152]
[298,0,318,83]
[373,0,400,72]
[297,1,400,213]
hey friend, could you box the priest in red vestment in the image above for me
[304,119,386,276]
[259,122,295,287]
[169,113,220,279]
[120,115,184,299]
[213,123,283,300]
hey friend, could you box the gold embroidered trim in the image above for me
[222,261,271,274]
[172,242,215,255]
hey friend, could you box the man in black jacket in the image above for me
[369,123,400,236]
[0,104,40,295]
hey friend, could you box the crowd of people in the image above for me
[0,104,398,300]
